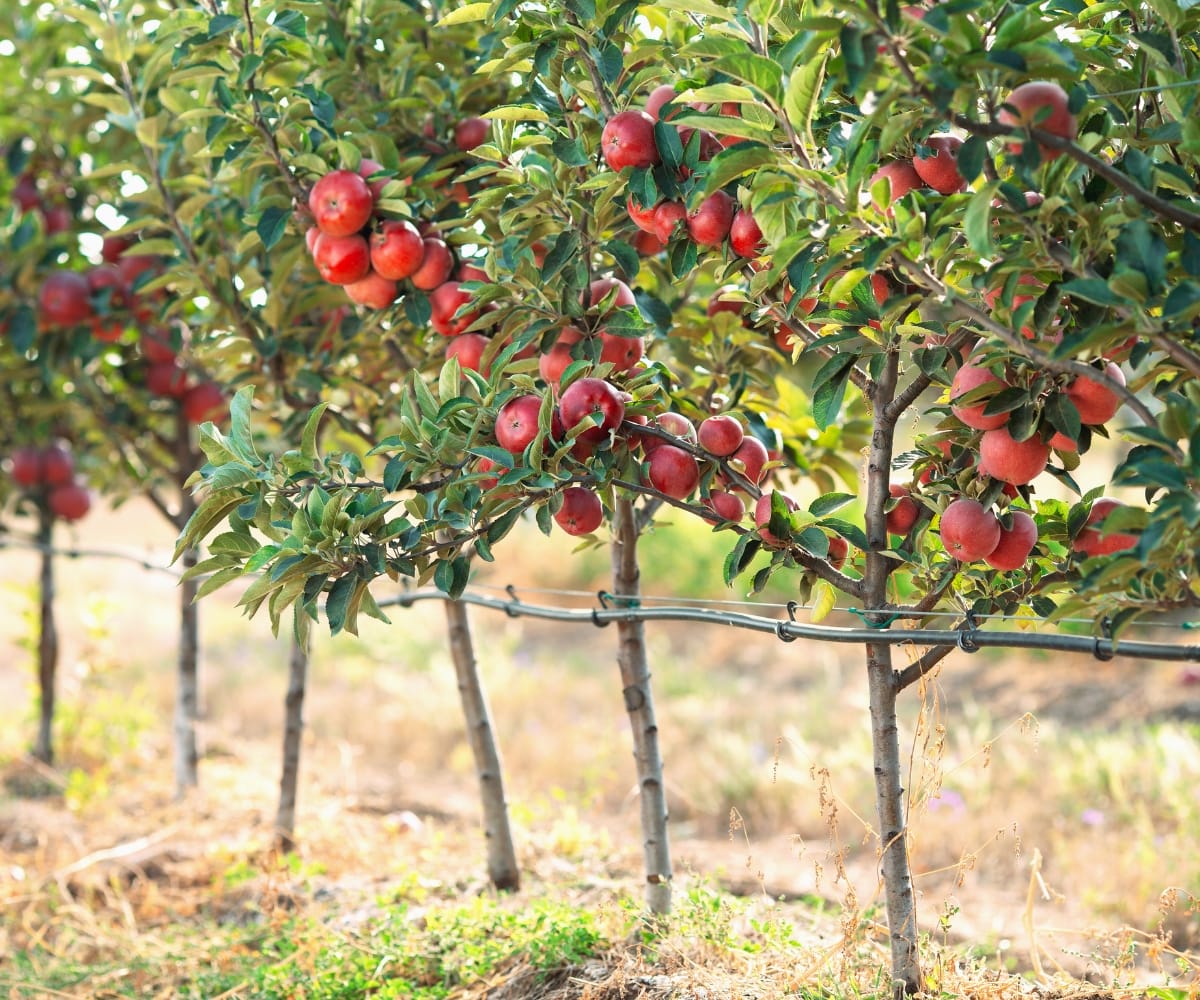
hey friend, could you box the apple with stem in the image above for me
[309,169,375,237]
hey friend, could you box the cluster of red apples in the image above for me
[603,87,765,260]
[33,234,226,426]
[13,171,74,237]
[7,441,92,522]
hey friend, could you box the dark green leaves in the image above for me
[256,205,290,250]
[811,354,859,430]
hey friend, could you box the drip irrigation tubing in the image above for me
[377,587,1200,664]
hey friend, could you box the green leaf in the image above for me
[228,387,259,464]
[723,533,761,585]
[811,353,858,431]
[783,47,828,135]
[963,182,998,255]
[822,518,870,552]
[1114,219,1167,296]
[1061,278,1127,307]
[483,105,550,123]
[701,144,774,197]
[713,54,783,103]
[208,13,240,38]
[256,205,290,251]
[325,574,355,635]
[809,492,856,518]
[541,229,580,283]
[956,135,988,183]
[436,2,491,25]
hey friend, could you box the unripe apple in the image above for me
[309,169,374,237]
[601,110,660,171]
[998,81,1077,161]
[940,498,1001,562]
[555,486,604,536]
[697,415,744,457]
[646,445,701,500]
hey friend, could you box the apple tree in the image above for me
[47,0,1200,994]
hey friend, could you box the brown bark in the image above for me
[173,410,200,797]
[611,496,672,915]
[445,599,520,891]
[32,506,57,765]
[274,635,309,853]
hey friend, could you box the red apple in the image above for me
[912,135,965,194]
[639,411,696,454]
[885,484,920,536]
[984,509,1038,570]
[977,426,1050,486]
[40,443,74,487]
[633,231,665,256]
[428,281,478,336]
[100,233,135,263]
[601,110,660,171]
[38,271,93,327]
[495,395,543,454]
[458,261,489,283]
[1065,362,1124,425]
[1072,497,1139,556]
[13,174,40,213]
[586,276,636,310]
[940,498,1001,562]
[950,363,1009,431]
[870,160,924,212]
[652,200,687,242]
[147,361,189,398]
[344,270,398,309]
[686,190,735,247]
[539,325,584,387]
[309,169,374,237]
[370,220,425,280]
[446,333,493,375]
[703,489,746,524]
[755,491,798,546]
[644,84,681,121]
[998,81,1077,161]
[646,444,700,500]
[42,204,72,235]
[454,117,490,152]
[48,481,92,522]
[729,209,765,257]
[182,382,226,424]
[10,446,43,487]
[140,330,178,364]
[554,486,604,536]
[627,194,660,234]
[356,157,391,199]
[410,237,454,290]
[558,377,625,446]
[725,436,769,487]
[312,232,371,285]
[599,331,643,372]
[828,535,849,570]
[697,415,744,457]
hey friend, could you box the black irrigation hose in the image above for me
[378,588,1200,664]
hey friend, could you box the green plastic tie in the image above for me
[847,607,902,629]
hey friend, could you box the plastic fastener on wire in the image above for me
[504,584,521,618]
[776,601,799,642]
[592,590,612,628]
[956,610,981,653]
[1094,616,1115,662]
[847,607,903,629]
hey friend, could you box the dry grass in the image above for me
[1,497,1199,996]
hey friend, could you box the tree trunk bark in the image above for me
[173,411,200,797]
[445,599,520,890]
[32,506,57,765]
[610,496,672,916]
[862,351,923,997]
[274,635,309,853]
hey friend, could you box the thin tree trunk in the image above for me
[173,410,200,797]
[274,635,309,853]
[863,351,923,996]
[611,496,671,915]
[32,506,57,765]
[445,599,520,891]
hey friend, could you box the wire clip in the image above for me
[776,601,799,642]
[956,610,981,654]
